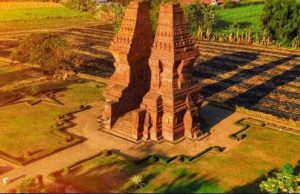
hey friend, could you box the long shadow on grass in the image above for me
[0,77,90,107]
[0,68,42,88]
[74,53,115,78]
[230,167,292,193]
[59,155,159,193]
[153,168,224,193]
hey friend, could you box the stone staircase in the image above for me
[98,111,142,144]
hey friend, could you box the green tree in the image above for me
[182,1,216,36]
[260,163,300,193]
[261,0,300,44]
[65,0,97,13]
[11,33,71,74]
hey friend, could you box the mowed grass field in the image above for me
[0,1,97,32]
[215,0,300,34]
[0,64,104,158]
[54,124,300,193]
[0,2,91,22]
[215,4,264,33]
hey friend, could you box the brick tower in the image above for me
[100,2,204,143]
[140,3,204,142]
[101,0,154,139]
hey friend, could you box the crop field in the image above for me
[0,1,97,33]
[215,4,264,34]
[215,0,300,34]
[196,41,300,122]
[0,2,91,22]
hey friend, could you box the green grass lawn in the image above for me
[215,0,300,34]
[0,1,97,32]
[0,2,91,22]
[0,65,104,158]
[214,4,264,34]
[53,124,300,193]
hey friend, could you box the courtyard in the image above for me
[0,0,299,193]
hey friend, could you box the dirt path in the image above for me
[0,101,245,192]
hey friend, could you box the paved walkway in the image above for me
[0,102,245,192]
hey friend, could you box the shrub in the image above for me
[30,84,41,96]
[158,156,170,164]
[65,0,97,13]
[16,177,46,193]
[62,167,70,176]
[129,175,145,188]
[261,0,300,45]
[113,0,130,6]
[102,150,112,157]
[182,1,216,36]
[148,155,158,163]
[112,4,125,32]
[176,155,184,163]
[11,33,71,74]
[221,0,233,9]
[260,163,300,193]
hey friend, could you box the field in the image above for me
[51,124,300,193]
[215,0,300,34]
[0,1,300,192]
[215,4,264,34]
[0,63,105,163]
[196,41,300,122]
[0,1,97,33]
[0,2,91,22]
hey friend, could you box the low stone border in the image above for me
[229,117,300,142]
[0,104,91,166]
[228,118,258,141]
[76,73,108,83]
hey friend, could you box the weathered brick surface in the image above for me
[102,2,204,143]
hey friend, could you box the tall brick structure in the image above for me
[102,0,154,130]
[101,1,204,143]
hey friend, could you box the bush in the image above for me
[261,0,300,45]
[16,177,46,193]
[65,0,97,13]
[221,0,234,9]
[11,33,71,74]
[62,167,70,176]
[260,163,300,193]
[112,4,125,32]
[112,0,130,6]
[102,150,112,157]
[182,1,216,36]
[30,84,41,96]
[148,155,158,163]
